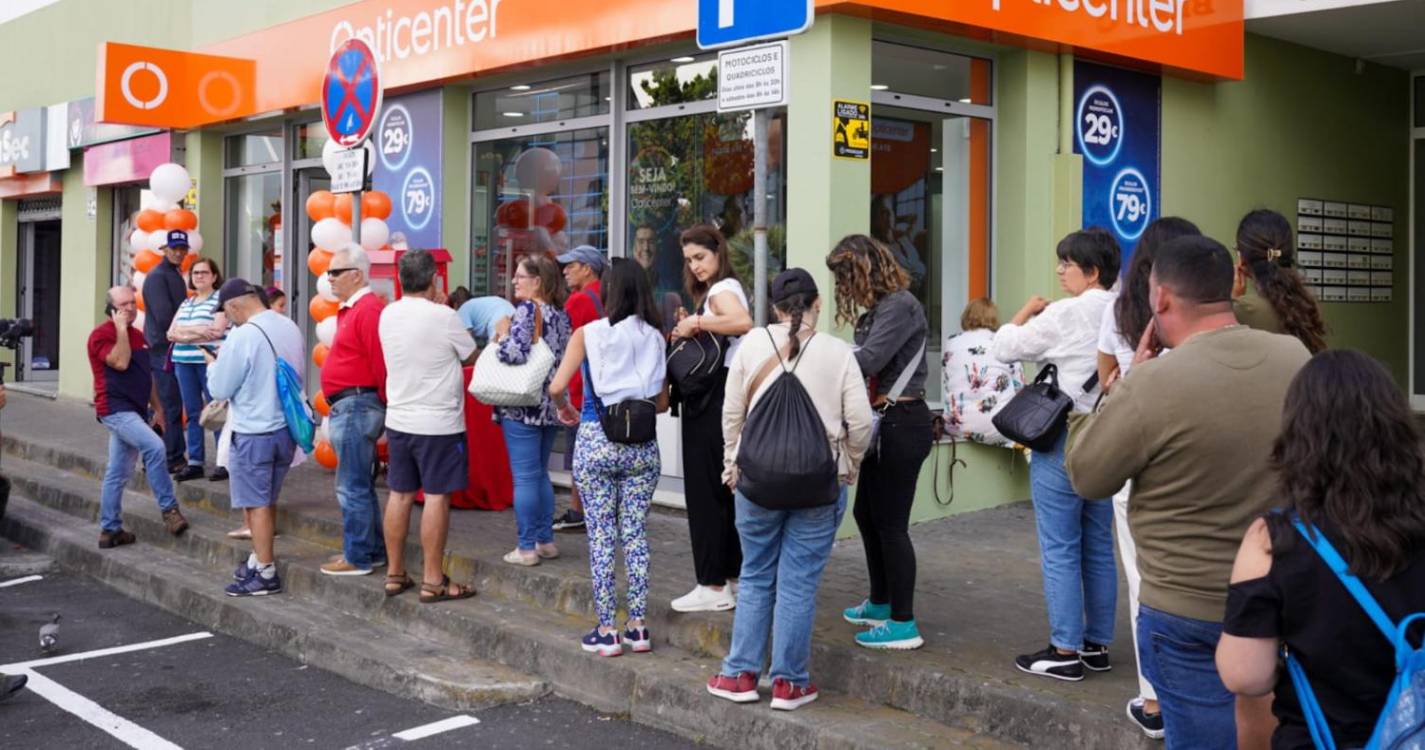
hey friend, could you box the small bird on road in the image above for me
[38,614,60,654]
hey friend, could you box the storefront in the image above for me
[0,0,1414,524]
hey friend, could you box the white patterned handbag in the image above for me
[468,304,555,407]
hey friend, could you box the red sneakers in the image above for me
[706,671,760,703]
[770,678,818,711]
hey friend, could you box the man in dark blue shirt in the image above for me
[142,229,193,472]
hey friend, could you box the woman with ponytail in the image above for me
[1234,210,1327,353]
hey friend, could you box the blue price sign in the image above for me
[401,166,435,231]
[697,0,813,50]
[371,90,442,248]
[1110,168,1152,241]
[378,103,413,172]
[1073,62,1161,264]
[1075,85,1124,167]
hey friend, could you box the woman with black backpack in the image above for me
[826,234,934,651]
[706,268,873,710]
[667,224,753,614]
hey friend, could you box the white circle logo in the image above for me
[120,62,169,111]
[196,70,242,117]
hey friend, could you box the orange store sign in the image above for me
[97,43,256,129]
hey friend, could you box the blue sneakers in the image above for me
[623,626,652,653]
[581,628,622,657]
[232,559,253,582]
[843,599,891,626]
[225,568,282,597]
[855,619,925,650]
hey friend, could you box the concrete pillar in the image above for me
[57,167,111,400]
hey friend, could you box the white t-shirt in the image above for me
[584,318,667,405]
[378,296,477,435]
[1097,302,1135,374]
[706,278,749,366]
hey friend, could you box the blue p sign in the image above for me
[697,0,814,50]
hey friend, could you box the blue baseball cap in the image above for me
[555,245,606,274]
[164,229,190,249]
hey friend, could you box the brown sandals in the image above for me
[384,573,414,597]
[419,575,476,604]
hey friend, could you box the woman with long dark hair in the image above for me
[1233,209,1327,353]
[668,224,753,613]
[550,258,668,656]
[827,234,933,650]
[1218,350,1425,749]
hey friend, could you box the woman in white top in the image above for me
[166,257,228,483]
[991,227,1121,682]
[706,268,873,709]
[942,298,1023,447]
[667,224,753,614]
[550,258,669,657]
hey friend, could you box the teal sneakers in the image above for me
[842,599,891,626]
[854,619,925,650]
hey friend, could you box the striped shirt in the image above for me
[170,294,223,364]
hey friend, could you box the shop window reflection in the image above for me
[224,172,283,291]
[474,73,610,130]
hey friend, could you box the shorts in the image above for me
[387,429,468,495]
[230,429,297,509]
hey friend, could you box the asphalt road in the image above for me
[0,571,699,749]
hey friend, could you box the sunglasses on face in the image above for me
[327,267,358,278]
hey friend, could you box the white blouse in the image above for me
[583,317,667,405]
[991,288,1113,414]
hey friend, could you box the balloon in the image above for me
[362,191,392,220]
[163,209,197,231]
[312,342,330,368]
[149,163,191,204]
[315,316,337,347]
[128,227,150,252]
[316,421,329,445]
[309,295,339,322]
[148,229,169,252]
[312,391,332,417]
[136,290,146,312]
[310,218,348,253]
[316,273,336,301]
[314,440,338,468]
[307,248,333,277]
[359,218,389,252]
[133,250,162,274]
[133,310,146,330]
[136,209,165,233]
[181,252,198,274]
[150,199,179,213]
[332,193,354,224]
[306,190,335,222]
[186,230,204,253]
[131,270,147,291]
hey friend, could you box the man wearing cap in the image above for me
[550,245,606,531]
[207,278,306,597]
[142,229,193,473]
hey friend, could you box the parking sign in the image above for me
[697,0,814,50]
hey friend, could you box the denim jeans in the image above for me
[1028,431,1116,652]
[327,392,387,567]
[149,348,185,467]
[721,487,848,687]
[173,361,220,466]
[502,420,560,551]
[1137,605,1236,750]
[99,411,179,532]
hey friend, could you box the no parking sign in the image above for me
[322,39,382,147]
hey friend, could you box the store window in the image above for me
[474,72,610,131]
[224,172,283,290]
[870,42,991,105]
[470,128,609,298]
[627,55,718,109]
[225,128,283,168]
[294,121,330,161]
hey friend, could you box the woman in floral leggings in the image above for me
[550,258,668,656]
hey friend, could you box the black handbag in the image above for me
[991,364,1098,453]
[584,362,657,445]
[666,301,727,399]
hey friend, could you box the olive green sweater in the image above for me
[1066,326,1311,622]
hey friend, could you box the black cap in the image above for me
[216,278,259,307]
[771,268,818,305]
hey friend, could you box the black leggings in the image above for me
[853,400,933,622]
[681,370,742,586]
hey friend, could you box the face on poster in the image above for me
[1073,61,1161,268]
[372,89,442,249]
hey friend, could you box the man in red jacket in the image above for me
[551,245,606,531]
[319,244,389,576]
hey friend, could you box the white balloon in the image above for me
[311,218,350,252]
[150,199,179,213]
[316,316,337,347]
[359,218,389,251]
[316,273,336,302]
[316,421,329,444]
[187,230,204,253]
[129,228,149,252]
[148,229,169,252]
[133,310,146,330]
[149,163,191,204]
[131,270,146,290]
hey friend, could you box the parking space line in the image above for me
[1,631,214,671]
[0,574,44,588]
[20,669,184,750]
[392,715,481,741]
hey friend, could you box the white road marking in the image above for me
[1,631,213,671]
[392,715,481,741]
[20,669,184,750]
[0,574,44,588]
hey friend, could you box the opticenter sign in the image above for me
[328,0,502,63]
[997,0,1189,35]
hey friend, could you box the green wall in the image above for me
[1162,34,1411,381]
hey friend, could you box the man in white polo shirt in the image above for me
[378,250,479,603]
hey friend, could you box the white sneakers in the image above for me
[671,584,736,613]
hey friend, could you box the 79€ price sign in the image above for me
[371,90,443,247]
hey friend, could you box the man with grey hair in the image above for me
[319,243,390,576]
[377,250,479,602]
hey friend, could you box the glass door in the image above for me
[16,220,62,383]
[294,169,331,397]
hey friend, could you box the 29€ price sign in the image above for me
[1073,61,1161,266]
[371,89,442,250]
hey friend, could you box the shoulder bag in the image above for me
[991,364,1098,453]
[469,303,556,407]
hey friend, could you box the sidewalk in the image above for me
[0,391,1152,748]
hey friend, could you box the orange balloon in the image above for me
[133,249,162,274]
[307,248,333,276]
[136,291,146,312]
[136,209,166,233]
[314,440,338,469]
[309,295,339,322]
[181,252,198,273]
[163,209,198,231]
[306,190,335,222]
[312,342,330,368]
[313,390,331,417]
[361,191,392,220]
[332,193,354,224]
